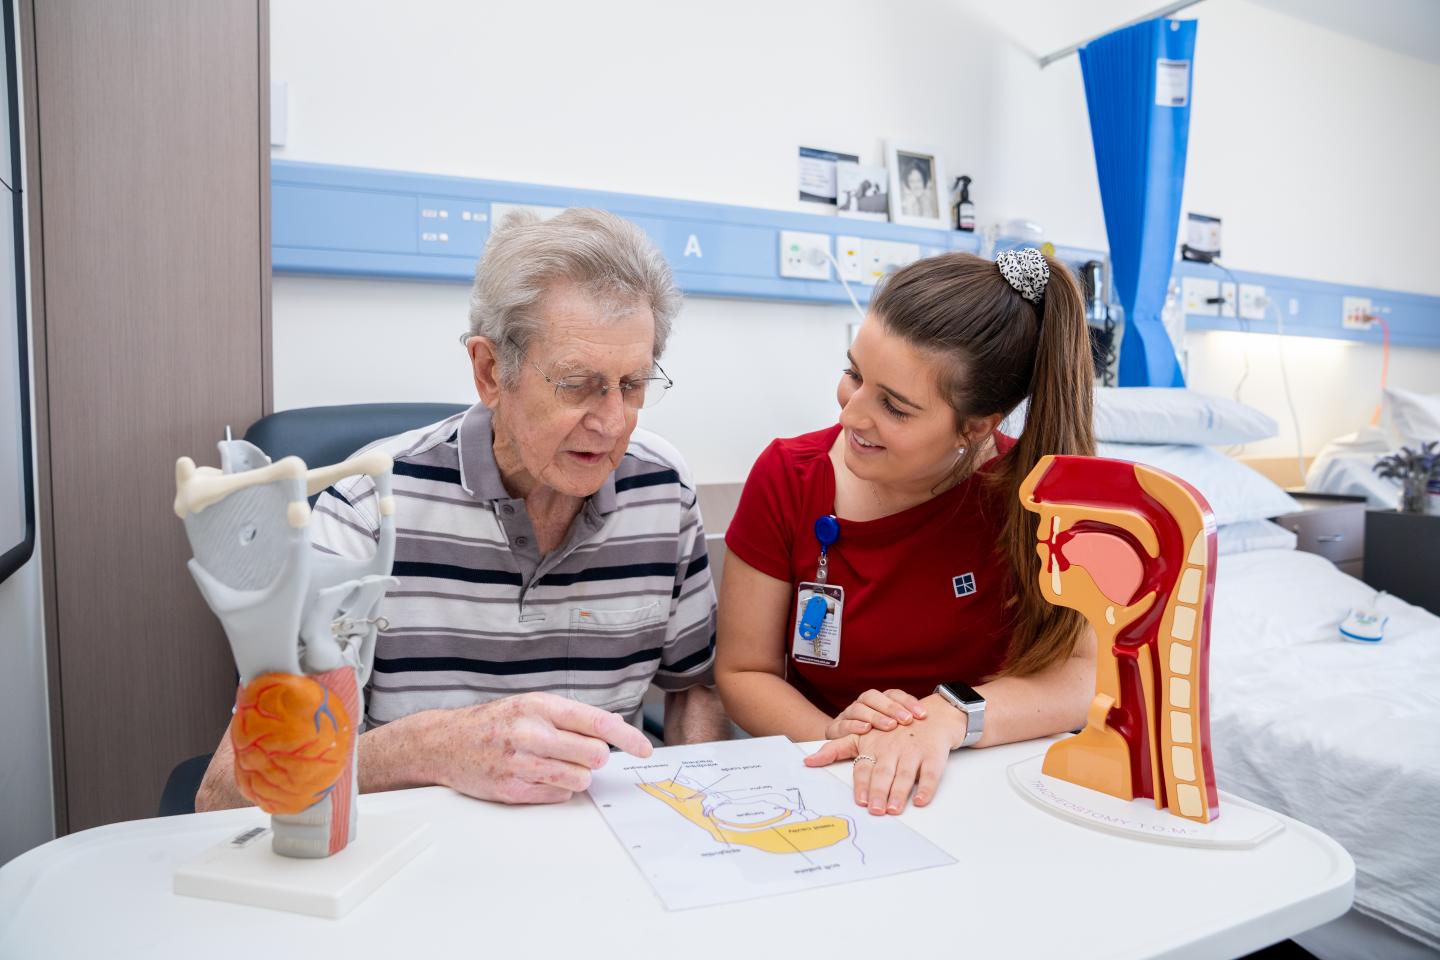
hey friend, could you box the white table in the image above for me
[0,737,1353,960]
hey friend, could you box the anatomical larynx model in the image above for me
[1020,455,1220,824]
[174,436,397,858]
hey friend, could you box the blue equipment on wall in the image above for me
[1080,17,1197,387]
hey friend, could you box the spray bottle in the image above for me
[951,175,975,232]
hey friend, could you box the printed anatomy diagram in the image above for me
[638,774,858,857]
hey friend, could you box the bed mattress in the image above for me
[1209,548,1440,950]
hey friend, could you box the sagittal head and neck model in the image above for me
[1019,454,1219,824]
[175,437,398,857]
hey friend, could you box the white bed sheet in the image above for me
[1210,549,1440,950]
[1305,451,1401,508]
[1303,427,1401,508]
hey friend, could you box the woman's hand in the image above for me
[822,688,929,740]
[806,694,964,814]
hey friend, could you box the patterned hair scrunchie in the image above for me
[996,247,1050,305]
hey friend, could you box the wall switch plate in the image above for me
[1182,277,1220,316]
[1342,295,1375,330]
[861,239,920,283]
[835,236,866,284]
[779,230,831,280]
[1239,284,1266,321]
[1219,281,1237,318]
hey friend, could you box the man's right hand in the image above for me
[420,692,654,804]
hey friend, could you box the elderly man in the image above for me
[197,209,728,811]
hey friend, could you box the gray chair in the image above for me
[244,402,468,487]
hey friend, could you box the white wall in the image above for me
[270,0,1440,478]
[1175,0,1440,459]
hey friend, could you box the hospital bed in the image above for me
[1208,545,1440,959]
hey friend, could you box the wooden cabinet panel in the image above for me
[1273,507,1365,565]
[31,0,268,830]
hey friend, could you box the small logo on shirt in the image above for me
[953,572,977,597]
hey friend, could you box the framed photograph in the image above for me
[835,161,889,222]
[885,140,948,229]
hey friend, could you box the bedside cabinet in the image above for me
[1272,493,1367,579]
[1365,510,1440,615]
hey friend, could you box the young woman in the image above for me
[716,248,1097,817]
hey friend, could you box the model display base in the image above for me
[174,815,430,918]
[1008,754,1284,849]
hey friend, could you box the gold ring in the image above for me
[854,754,877,764]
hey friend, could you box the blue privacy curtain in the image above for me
[1080,18,1197,387]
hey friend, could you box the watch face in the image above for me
[943,682,984,705]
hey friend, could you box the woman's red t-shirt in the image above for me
[724,425,1018,717]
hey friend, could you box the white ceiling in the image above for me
[1246,0,1440,65]
[953,0,1178,61]
[957,0,1440,66]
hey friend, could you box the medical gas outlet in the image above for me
[779,231,832,280]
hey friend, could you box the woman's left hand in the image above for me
[803,694,966,815]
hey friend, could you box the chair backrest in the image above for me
[244,403,469,469]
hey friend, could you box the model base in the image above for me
[173,814,430,918]
[1008,754,1283,849]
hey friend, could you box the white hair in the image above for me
[466,208,681,385]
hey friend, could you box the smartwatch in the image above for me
[934,682,986,749]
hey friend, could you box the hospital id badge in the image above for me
[792,582,843,668]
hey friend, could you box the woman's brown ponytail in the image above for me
[992,255,1095,676]
[871,251,1095,677]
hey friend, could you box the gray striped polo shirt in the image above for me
[311,402,716,728]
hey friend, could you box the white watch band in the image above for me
[935,683,985,748]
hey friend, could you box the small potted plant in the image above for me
[1373,441,1440,514]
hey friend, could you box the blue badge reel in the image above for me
[793,515,843,667]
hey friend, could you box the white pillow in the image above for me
[1385,386,1440,443]
[1095,388,1277,445]
[1097,442,1302,526]
[1216,519,1297,556]
[1304,427,1400,509]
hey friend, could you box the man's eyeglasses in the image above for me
[511,338,673,410]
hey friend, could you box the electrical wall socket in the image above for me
[862,239,920,283]
[1342,295,1374,330]
[835,236,866,284]
[1239,284,1266,321]
[779,230,831,280]
[1181,277,1219,317]
[1219,281,1236,318]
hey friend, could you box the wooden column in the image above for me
[24,0,270,831]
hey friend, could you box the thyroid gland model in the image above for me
[175,437,397,858]
[1019,455,1219,824]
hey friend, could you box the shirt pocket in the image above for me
[567,601,666,715]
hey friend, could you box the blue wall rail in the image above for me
[272,160,1440,350]
[272,160,981,307]
[1176,259,1440,349]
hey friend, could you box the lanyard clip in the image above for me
[814,514,840,584]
